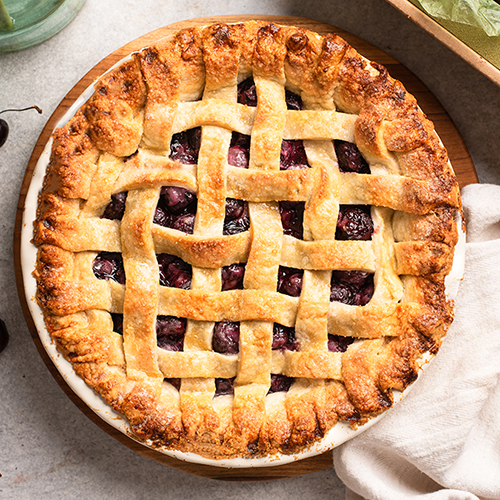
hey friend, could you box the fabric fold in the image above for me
[333,184,500,500]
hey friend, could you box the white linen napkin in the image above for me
[333,183,500,500]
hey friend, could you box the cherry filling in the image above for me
[214,377,235,397]
[224,198,250,235]
[285,89,304,111]
[280,140,310,170]
[272,324,298,351]
[228,132,250,169]
[237,77,257,107]
[156,316,187,352]
[330,270,374,306]
[277,266,303,297]
[336,205,374,241]
[153,186,197,234]
[221,263,245,291]
[334,140,370,174]
[268,374,294,393]
[237,79,309,171]
[212,321,240,355]
[93,252,125,284]
[102,192,127,220]
[279,201,305,239]
[328,334,354,353]
[113,313,187,352]
[111,313,123,335]
[157,253,192,289]
[169,127,201,164]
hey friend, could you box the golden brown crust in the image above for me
[33,21,461,460]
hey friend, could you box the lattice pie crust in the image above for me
[33,21,461,460]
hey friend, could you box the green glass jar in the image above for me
[0,0,87,52]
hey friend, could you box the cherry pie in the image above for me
[33,21,461,460]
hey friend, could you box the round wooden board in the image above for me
[14,15,477,482]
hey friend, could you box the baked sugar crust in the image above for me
[33,21,460,460]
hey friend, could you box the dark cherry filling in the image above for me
[334,140,370,174]
[228,132,250,169]
[102,192,127,220]
[214,377,235,397]
[280,140,310,170]
[285,89,304,111]
[330,270,374,306]
[328,334,354,353]
[277,266,303,297]
[281,89,309,171]
[111,313,123,335]
[156,316,187,352]
[169,127,201,164]
[93,252,125,284]
[279,201,304,239]
[157,253,192,289]
[221,263,245,291]
[223,198,250,235]
[153,186,197,234]
[272,324,298,351]
[237,77,257,107]
[268,374,294,393]
[336,205,374,241]
[212,321,240,355]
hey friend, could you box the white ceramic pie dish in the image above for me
[20,51,466,469]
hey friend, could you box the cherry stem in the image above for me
[0,106,42,115]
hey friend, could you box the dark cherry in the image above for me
[228,132,251,169]
[221,263,245,291]
[102,192,127,220]
[0,106,42,149]
[334,270,372,286]
[153,186,197,234]
[334,140,370,174]
[153,206,170,227]
[268,374,294,393]
[272,324,298,351]
[277,267,303,297]
[93,252,125,284]
[280,140,310,170]
[212,321,240,355]
[171,213,195,234]
[285,89,304,111]
[161,186,196,214]
[169,127,201,164]
[157,253,192,289]
[156,316,187,351]
[279,201,304,239]
[237,77,257,107]
[336,205,374,241]
[223,198,250,235]
[355,281,375,306]
[327,334,354,353]
[330,282,356,305]
[111,313,123,335]
[0,318,10,353]
[214,378,235,397]
[330,270,374,306]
